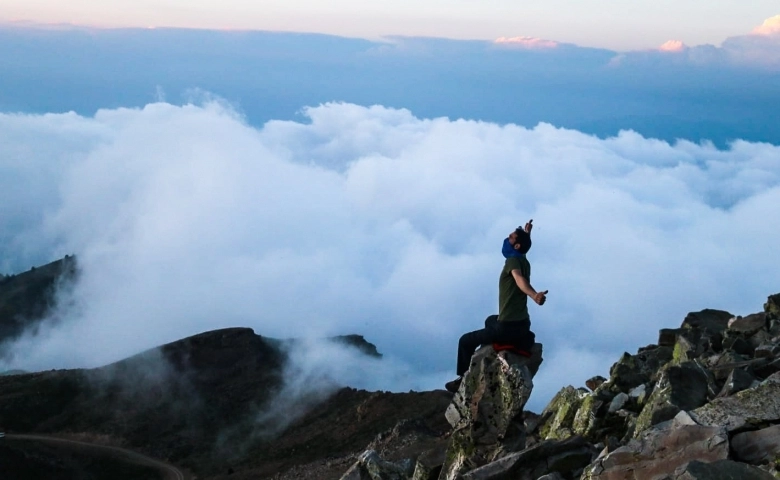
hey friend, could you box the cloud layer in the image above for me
[2,102,780,411]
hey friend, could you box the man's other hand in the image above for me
[533,290,548,305]
[524,219,533,234]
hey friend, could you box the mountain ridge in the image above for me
[1,257,779,479]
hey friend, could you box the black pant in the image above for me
[456,315,534,376]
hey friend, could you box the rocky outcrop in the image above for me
[582,411,730,479]
[460,436,595,480]
[549,292,780,479]
[340,292,780,480]
[439,343,542,480]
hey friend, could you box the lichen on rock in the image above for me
[439,343,542,480]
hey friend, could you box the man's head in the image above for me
[508,227,532,254]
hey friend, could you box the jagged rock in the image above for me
[608,353,647,391]
[753,358,780,379]
[658,328,681,347]
[608,393,628,413]
[585,376,606,392]
[608,346,673,392]
[747,329,773,350]
[764,293,780,317]
[339,450,413,480]
[717,368,758,397]
[728,313,768,335]
[671,334,699,364]
[710,351,751,380]
[523,411,542,435]
[411,447,446,480]
[754,359,780,378]
[439,343,542,480]
[705,331,725,353]
[356,418,449,480]
[690,380,780,431]
[458,436,594,480]
[628,384,648,406]
[754,343,779,359]
[581,420,729,479]
[537,386,587,441]
[571,394,603,440]
[674,459,775,480]
[681,309,733,335]
[731,424,780,465]
[722,333,755,356]
[633,362,710,436]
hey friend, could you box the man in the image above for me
[445,220,548,393]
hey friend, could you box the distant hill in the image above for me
[0,255,78,349]
[0,326,449,479]
[0,257,446,479]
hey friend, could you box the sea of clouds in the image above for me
[1,101,779,411]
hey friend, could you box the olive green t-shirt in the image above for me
[498,256,531,322]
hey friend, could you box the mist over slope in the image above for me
[1,101,779,411]
[0,325,450,478]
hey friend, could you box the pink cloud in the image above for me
[494,36,558,49]
[751,15,780,36]
[611,16,780,70]
[658,40,687,52]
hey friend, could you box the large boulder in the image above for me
[689,379,780,431]
[608,345,673,392]
[537,386,588,441]
[458,436,594,480]
[764,293,780,318]
[681,309,733,336]
[633,362,710,436]
[582,413,729,480]
[439,344,542,480]
[732,424,780,465]
[728,313,768,336]
[716,368,758,397]
[675,459,775,480]
[411,447,447,480]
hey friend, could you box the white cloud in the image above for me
[1,102,780,412]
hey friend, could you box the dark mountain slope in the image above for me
[0,255,77,349]
[0,326,449,478]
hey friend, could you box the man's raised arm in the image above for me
[511,269,548,305]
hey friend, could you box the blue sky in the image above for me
[1,12,780,413]
[1,0,779,50]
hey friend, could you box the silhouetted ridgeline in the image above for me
[0,255,78,348]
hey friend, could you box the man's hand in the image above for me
[524,219,533,234]
[533,290,548,305]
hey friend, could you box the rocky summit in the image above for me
[341,292,780,480]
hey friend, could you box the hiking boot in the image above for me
[445,377,462,393]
